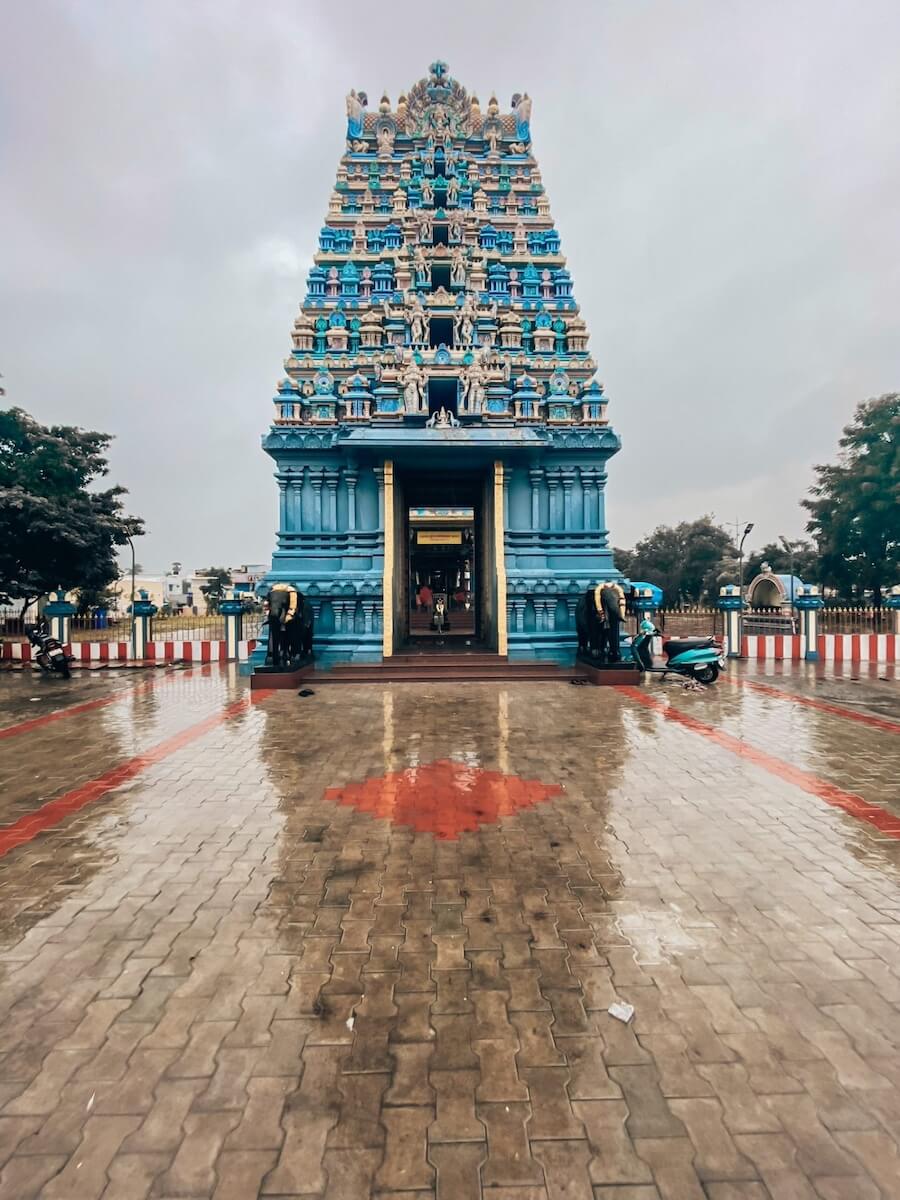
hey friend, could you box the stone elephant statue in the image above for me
[267,583,314,669]
[575,582,626,662]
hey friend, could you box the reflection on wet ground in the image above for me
[0,663,898,1198]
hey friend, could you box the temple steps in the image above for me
[318,659,587,684]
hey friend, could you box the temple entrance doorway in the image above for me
[408,509,476,643]
[392,466,501,654]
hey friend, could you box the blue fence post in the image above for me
[795,586,824,661]
[886,587,900,636]
[132,590,157,660]
[220,593,244,661]
[43,590,76,648]
[718,585,743,659]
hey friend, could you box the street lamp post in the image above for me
[780,536,796,609]
[738,522,754,604]
[126,535,136,658]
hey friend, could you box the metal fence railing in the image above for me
[742,606,798,635]
[819,606,892,635]
[149,614,226,642]
[242,611,265,642]
[654,607,723,639]
[69,614,132,642]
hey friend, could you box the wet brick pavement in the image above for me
[0,662,898,1198]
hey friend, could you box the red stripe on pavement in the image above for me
[0,690,275,857]
[0,663,209,740]
[727,676,900,734]
[0,681,159,740]
[622,687,900,839]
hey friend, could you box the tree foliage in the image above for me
[197,566,232,613]
[802,394,899,602]
[614,516,736,604]
[0,407,144,605]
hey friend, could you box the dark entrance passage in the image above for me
[393,466,499,654]
[408,512,476,643]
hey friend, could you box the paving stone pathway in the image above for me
[0,663,898,1198]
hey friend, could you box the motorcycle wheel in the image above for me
[693,664,718,684]
[56,658,71,679]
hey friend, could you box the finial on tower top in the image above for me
[429,60,449,81]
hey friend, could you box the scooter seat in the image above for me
[662,637,716,659]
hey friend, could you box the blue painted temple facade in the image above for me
[254,63,622,667]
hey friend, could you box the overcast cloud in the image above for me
[2,0,899,571]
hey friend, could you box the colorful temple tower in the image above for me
[255,62,621,667]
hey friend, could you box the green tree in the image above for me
[197,566,232,614]
[802,394,899,603]
[0,407,144,611]
[621,516,736,605]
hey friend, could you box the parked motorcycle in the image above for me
[26,622,72,679]
[631,623,725,684]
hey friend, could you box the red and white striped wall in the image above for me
[741,634,898,663]
[2,640,257,664]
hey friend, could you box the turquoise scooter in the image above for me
[631,620,726,684]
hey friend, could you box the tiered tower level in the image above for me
[259,62,622,666]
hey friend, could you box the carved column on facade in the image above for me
[545,600,557,632]
[546,471,561,531]
[596,468,608,543]
[276,473,289,534]
[344,466,358,532]
[310,469,325,532]
[560,469,576,531]
[512,598,526,633]
[565,597,578,636]
[528,467,544,530]
[581,468,596,530]
[324,469,340,532]
[374,465,385,528]
[362,602,375,634]
[502,465,511,529]
[288,470,304,532]
[333,600,345,634]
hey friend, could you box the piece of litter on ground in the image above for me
[29,697,42,702]
[86,1092,95,1111]
[608,1001,635,1024]
[345,1016,354,1031]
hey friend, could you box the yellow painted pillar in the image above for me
[382,460,394,658]
[494,461,508,656]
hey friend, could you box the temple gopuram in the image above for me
[254,62,622,667]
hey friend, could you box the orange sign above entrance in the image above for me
[417,531,462,545]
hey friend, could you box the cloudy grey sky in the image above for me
[2,0,899,571]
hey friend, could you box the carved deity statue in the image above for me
[401,361,426,413]
[486,127,500,156]
[346,90,366,140]
[420,179,435,207]
[408,293,429,344]
[377,124,395,154]
[512,92,532,141]
[449,218,463,243]
[418,213,433,243]
[412,247,431,287]
[450,245,467,288]
[446,176,460,205]
[461,362,487,414]
[454,291,478,347]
